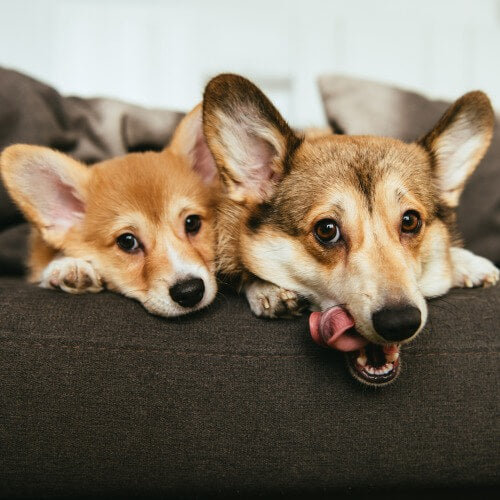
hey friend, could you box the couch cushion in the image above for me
[318,75,500,265]
[0,223,29,275]
[1,278,498,497]
[0,67,184,231]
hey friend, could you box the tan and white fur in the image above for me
[0,105,219,317]
[201,74,499,384]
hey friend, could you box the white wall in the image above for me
[1,0,499,128]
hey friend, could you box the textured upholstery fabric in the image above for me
[318,74,500,265]
[1,278,498,498]
[0,224,29,276]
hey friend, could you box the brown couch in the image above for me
[0,68,498,499]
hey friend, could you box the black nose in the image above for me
[372,305,421,341]
[169,278,205,308]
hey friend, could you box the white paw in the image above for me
[245,280,307,318]
[450,247,499,289]
[40,257,103,294]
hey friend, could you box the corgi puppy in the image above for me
[201,74,499,385]
[0,105,219,317]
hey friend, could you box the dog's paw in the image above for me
[245,280,307,318]
[450,247,499,288]
[40,257,103,294]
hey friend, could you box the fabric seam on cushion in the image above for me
[0,340,497,358]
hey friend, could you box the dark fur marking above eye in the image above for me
[247,202,272,232]
[282,137,302,176]
[435,203,461,245]
[354,168,373,211]
[435,203,455,226]
[247,201,301,237]
[275,218,301,237]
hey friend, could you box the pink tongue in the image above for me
[309,306,368,352]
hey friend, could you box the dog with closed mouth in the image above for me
[201,73,499,385]
[0,105,219,317]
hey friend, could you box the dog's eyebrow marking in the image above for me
[247,202,272,232]
[395,188,406,202]
[111,212,149,234]
[329,203,345,217]
[110,222,140,236]
[327,191,349,214]
[354,167,374,211]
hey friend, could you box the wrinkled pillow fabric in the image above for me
[318,75,500,264]
[0,67,184,230]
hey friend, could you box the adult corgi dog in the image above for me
[202,74,499,385]
[1,105,219,317]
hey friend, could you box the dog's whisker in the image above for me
[215,290,231,307]
[125,288,148,295]
[343,291,372,299]
[435,297,460,311]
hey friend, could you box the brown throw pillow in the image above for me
[0,67,184,230]
[318,74,500,264]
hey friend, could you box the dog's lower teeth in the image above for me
[380,363,393,374]
[361,362,394,377]
[348,346,400,385]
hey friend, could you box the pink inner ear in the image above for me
[192,128,218,184]
[34,168,86,230]
[49,179,85,229]
[243,132,281,198]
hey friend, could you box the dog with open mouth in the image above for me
[202,74,499,386]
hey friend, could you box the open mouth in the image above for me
[345,343,400,386]
[309,307,401,386]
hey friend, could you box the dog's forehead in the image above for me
[88,151,209,224]
[287,135,432,202]
[294,135,428,175]
[88,153,168,222]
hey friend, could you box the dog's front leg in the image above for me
[450,247,499,288]
[40,256,103,294]
[244,278,308,318]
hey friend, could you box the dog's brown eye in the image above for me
[314,219,341,245]
[116,233,141,253]
[185,215,202,235]
[401,210,422,234]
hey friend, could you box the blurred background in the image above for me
[1,0,499,128]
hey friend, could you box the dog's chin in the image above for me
[118,290,209,318]
[142,298,206,317]
[344,339,401,387]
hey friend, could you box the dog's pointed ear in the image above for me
[203,74,301,203]
[0,145,89,247]
[169,103,218,185]
[420,91,494,207]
